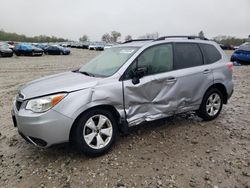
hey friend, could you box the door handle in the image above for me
[166,77,177,82]
[203,69,211,74]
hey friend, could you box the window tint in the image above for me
[174,43,203,70]
[137,44,173,75]
[200,43,222,64]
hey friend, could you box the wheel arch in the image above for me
[69,104,125,142]
[205,83,228,104]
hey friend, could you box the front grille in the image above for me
[15,101,22,111]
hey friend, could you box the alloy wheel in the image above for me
[206,93,221,116]
[83,115,113,149]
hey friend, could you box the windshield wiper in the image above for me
[78,71,95,77]
[72,69,97,77]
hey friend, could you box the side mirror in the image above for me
[131,66,147,85]
[132,76,140,85]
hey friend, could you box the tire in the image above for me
[74,109,118,156]
[15,52,20,56]
[60,51,63,55]
[196,88,223,121]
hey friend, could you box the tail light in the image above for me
[226,62,233,72]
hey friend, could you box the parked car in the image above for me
[88,42,96,50]
[0,42,13,57]
[44,45,70,55]
[81,42,90,49]
[219,44,235,50]
[231,44,250,63]
[88,42,104,51]
[104,44,113,50]
[12,36,233,156]
[14,44,43,56]
[34,43,49,51]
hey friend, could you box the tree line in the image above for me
[199,30,249,46]
[1,29,249,46]
[79,31,159,43]
[0,29,68,43]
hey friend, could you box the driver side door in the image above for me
[122,43,178,126]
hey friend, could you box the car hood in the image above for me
[20,71,101,99]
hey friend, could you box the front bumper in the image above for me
[11,105,74,148]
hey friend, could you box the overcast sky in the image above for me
[0,0,249,41]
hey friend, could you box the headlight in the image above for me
[26,93,67,113]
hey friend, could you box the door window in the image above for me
[199,43,222,64]
[137,44,173,75]
[174,43,203,70]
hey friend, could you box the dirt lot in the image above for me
[0,49,249,188]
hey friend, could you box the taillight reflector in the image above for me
[226,62,233,72]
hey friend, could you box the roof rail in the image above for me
[155,36,209,41]
[123,39,154,44]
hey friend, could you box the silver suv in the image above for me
[12,36,234,156]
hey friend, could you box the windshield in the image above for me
[0,43,9,49]
[79,47,138,77]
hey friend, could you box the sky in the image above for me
[0,0,249,41]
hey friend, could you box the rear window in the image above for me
[174,43,203,70]
[200,43,221,64]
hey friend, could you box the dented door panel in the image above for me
[123,72,178,126]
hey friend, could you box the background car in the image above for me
[14,44,43,56]
[81,42,90,49]
[219,44,235,50]
[34,43,49,51]
[0,42,13,57]
[88,42,104,51]
[104,44,114,50]
[44,45,70,55]
[231,44,250,63]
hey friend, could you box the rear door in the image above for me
[171,42,214,112]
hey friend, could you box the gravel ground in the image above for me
[0,49,249,188]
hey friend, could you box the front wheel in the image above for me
[196,88,223,121]
[74,109,118,156]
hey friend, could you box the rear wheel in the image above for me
[74,109,118,156]
[196,88,223,121]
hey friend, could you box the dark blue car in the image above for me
[231,43,250,63]
[14,44,43,56]
[44,45,70,55]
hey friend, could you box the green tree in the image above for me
[102,33,111,43]
[139,32,159,39]
[0,30,68,43]
[125,35,132,41]
[111,31,121,42]
[198,31,205,38]
[79,35,89,42]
